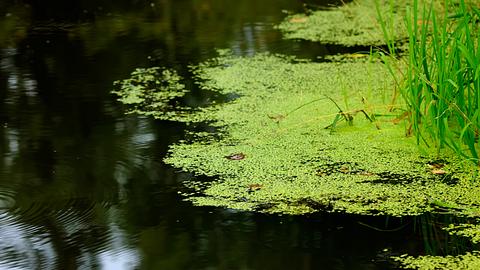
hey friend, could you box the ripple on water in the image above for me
[0,195,142,269]
[0,187,16,210]
[0,208,56,270]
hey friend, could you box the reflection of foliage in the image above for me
[112,67,188,120]
[0,5,30,46]
[0,0,303,62]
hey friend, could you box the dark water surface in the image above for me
[0,1,476,269]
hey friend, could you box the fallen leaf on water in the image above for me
[431,169,446,175]
[225,153,246,160]
[268,114,285,123]
[346,53,368,59]
[427,163,444,169]
[289,17,307,23]
[248,184,263,191]
[339,165,350,173]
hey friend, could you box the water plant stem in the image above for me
[386,0,480,164]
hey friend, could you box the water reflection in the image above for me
[95,208,141,270]
[0,211,56,269]
[0,204,141,269]
[0,193,478,269]
[0,0,476,269]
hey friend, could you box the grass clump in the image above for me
[276,0,408,46]
[401,0,480,164]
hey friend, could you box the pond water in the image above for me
[0,0,477,269]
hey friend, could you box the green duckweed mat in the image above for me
[276,0,409,46]
[119,53,475,218]
[113,52,480,268]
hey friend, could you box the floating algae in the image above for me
[396,221,480,269]
[173,53,480,269]
[394,252,480,270]
[445,223,480,244]
[113,52,480,268]
[109,1,480,266]
[276,0,409,46]
[111,53,480,218]
[152,52,480,217]
[112,67,190,121]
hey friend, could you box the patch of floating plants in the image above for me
[113,53,480,268]
[395,251,480,269]
[112,67,192,121]
[276,0,410,46]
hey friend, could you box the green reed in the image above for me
[400,0,480,164]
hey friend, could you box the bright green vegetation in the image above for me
[381,0,480,268]
[400,0,480,164]
[111,0,480,267]
[113,52,480,268]
[394,252,480,270]
[276,0,408,46]
[445,223,480,244]
[112,67,190,121]
[152,53,480,217]
[396,222,480,269]
[112,53,480,217]
[396,221,480,269]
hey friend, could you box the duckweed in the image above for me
[394,252,480,270]
[445,224,480,244]
[113,52,480,219]
[114,51,480,269]
[158,53,480,217]
[111,0,480,265]
[112,67,190,121]
[276,0,409,46]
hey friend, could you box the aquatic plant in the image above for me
[445,223,480,244]
[394,251,480,269]
[159,53,480,217]
[112,67,189,120]
[401,0,480,164]
[112,54,480,270]
[111,52,480,217]
[276,0,408,46]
